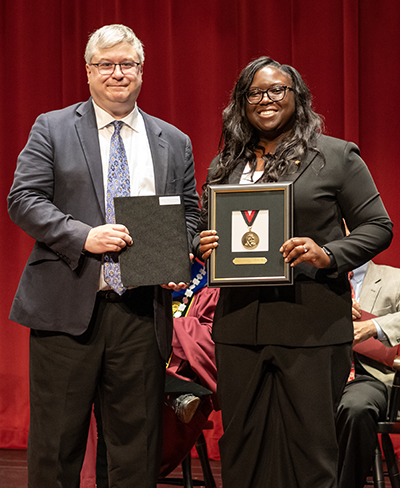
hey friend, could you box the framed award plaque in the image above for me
[207,183,293,287]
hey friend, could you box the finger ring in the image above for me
[303,245,308,253]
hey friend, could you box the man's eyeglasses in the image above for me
[246,85,293,104]
[90,62,141,76]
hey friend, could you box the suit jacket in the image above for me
[356,261,400,386]
[195,134,393,348]
[8,98,200,361]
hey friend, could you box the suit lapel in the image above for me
[279,147,319,183]
[75,99,105,218]
[140,110,169,195]
[359,262,382,313]
[228,161,247,184]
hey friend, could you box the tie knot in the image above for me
[112,120,123,135]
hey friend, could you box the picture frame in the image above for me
[207,183,293,287]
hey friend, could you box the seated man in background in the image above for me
[336,260,400,488]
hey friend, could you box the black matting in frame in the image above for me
[208,183,293,287]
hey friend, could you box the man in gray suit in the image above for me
[336,260,400,488]
[7,24,199,488]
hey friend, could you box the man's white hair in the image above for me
[85,24,144,64]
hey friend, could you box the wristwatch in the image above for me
[322,246,337,268]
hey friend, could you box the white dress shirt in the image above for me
[92,100,155,290]
[240,163,263,184]
[93,101,155,199]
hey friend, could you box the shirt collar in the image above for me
[91,100,140,132]
[352,261,369,282]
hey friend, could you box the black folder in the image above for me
[114,195,191,287]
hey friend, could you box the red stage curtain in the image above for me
[2,0,400,450]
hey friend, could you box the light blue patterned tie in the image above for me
[103,120,130,295]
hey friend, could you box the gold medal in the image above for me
[241,230,260,249]
[240,210,260,250]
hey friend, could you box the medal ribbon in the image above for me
[241,210,259,227]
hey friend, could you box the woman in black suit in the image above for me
[194,57,393,488]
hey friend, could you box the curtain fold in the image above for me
[1,0,399,449]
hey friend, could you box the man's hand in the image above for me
[160,282,190,291]
[160,254,194,291]
[84,224,132,254]
[353,319,377,346]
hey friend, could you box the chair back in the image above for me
[388,357,400,422]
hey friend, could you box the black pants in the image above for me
[336,374,388,488]
[28,288,165,488]
[216,342,351,488]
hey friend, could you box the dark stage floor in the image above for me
[0,449,222,488]
[0,449,394,487]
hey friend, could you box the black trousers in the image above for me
[28,288,166,488]
[336,374,388,488]
[216,342,352,488]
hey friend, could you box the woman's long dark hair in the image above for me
[200,56,323,217]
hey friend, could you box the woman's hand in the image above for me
[280,237,331,268]
[199,230,219,261]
